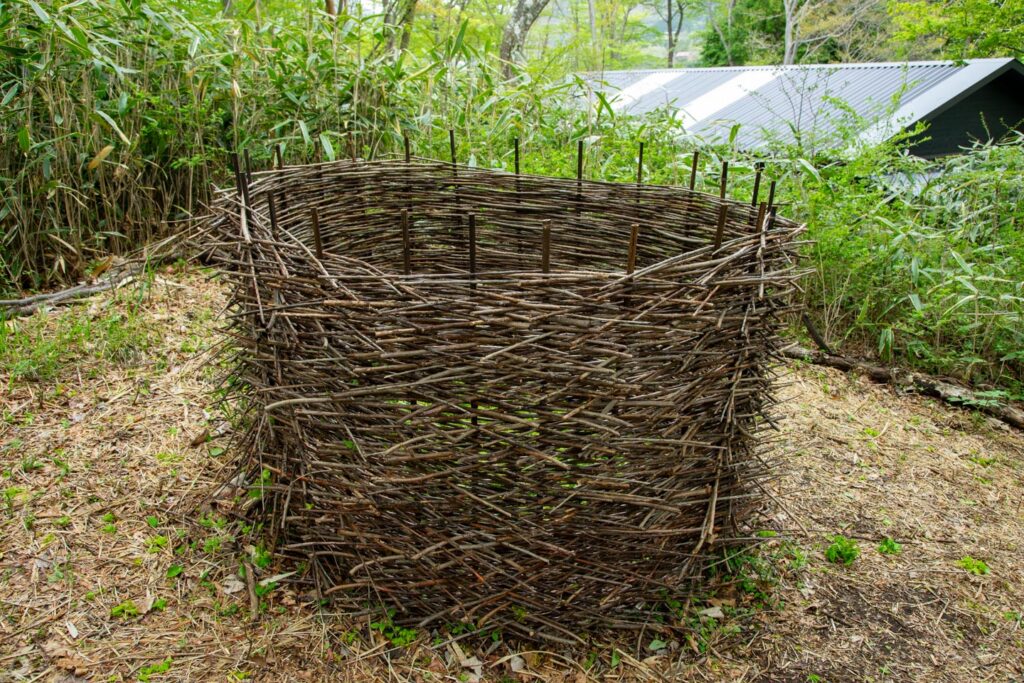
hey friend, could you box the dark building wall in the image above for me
[909,69,1024,157]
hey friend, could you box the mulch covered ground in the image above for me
[1,266,1021,682]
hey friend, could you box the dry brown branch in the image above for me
[782,345,1024,431]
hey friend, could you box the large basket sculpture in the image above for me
[208,157,804,643]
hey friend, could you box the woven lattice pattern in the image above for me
[207,159,804,643]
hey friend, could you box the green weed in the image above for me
[825,535,860,566]
[957,556,990,575]
[877,537,902,555]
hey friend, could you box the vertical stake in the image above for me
[541,220,551,274]
[514,137,522,254]
[468,211,478,430]
[713,204,728,250]
[719,161,729,199]
[754,201,767,232]
[349,134,357,163]
[401,209,411,275]
[688,151,699,190]
[751,162,764,207]
[449,129,457,168]
[243,148,254,186]
[275,144,284,170]
[404,135,411,163]
[310,207,323,260]
[267,193,280,239]
[766,180,777,214]
[636,142,644,186]
[575,140,584,242]
[626,223,640,274]
[576,140,584,182]
[468,213,477,291]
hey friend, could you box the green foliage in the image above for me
[110,600,139,619]
[877,537,902,555]
[889,0,1024,59]
[699,0,784,66]
[797,134,1024,389]
[0,305,151,382]
[369,609,418,647]
[825,535,859,565]
[956,556,989,575]
[138,657,173,681]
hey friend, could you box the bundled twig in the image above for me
[204,158,805,643]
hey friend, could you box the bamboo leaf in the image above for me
[318,133,335,162]
[87,145,115,171]
[94,109,131,145]
[26,0,51,23]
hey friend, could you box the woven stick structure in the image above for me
[206,156,804,643]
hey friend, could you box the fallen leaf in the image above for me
[222,576,245,594]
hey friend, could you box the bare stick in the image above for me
[310,206,323,260]
[541,220,551,273]
[626,224,640,274]
[751,162,763,207]
[713,204,728,250]
[719,161,728,199]
[689,151,699,190]
[401,209,411,275]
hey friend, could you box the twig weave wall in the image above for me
[208,158,804,643]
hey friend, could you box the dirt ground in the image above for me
[1,267,1021,682]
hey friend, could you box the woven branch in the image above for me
[205,158,805,643]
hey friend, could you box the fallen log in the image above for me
[781,344,1024,431]
[1,232,188,318]
[0,272,136,317]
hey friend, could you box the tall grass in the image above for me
[0,0,544,289]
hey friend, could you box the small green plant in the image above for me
[877,537,902,555]
[20,456,43,473]
[110,600,139,619]
[250,545,272,570]
[166,564,184,579]
[54,515,71,528]
[369,609,418,647]
[957,556,989,575]
[146,515,160,528]
[138,657,172,681]
[146,536,169,553]
[152,597,168,611]
[825,535,859,565]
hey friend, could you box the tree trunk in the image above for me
[587,0,599,67]
[782,0,805,64]
[667,0,675,67]
[325,0,337,16]
[385,0,418,51]
[500,0,552,77]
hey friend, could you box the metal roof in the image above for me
[586,59,1024,151]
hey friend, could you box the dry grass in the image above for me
[0,267,1021,682]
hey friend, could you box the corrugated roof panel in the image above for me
[625,70,737,114]
[690,63,962,148]
[586,60,1019,150]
